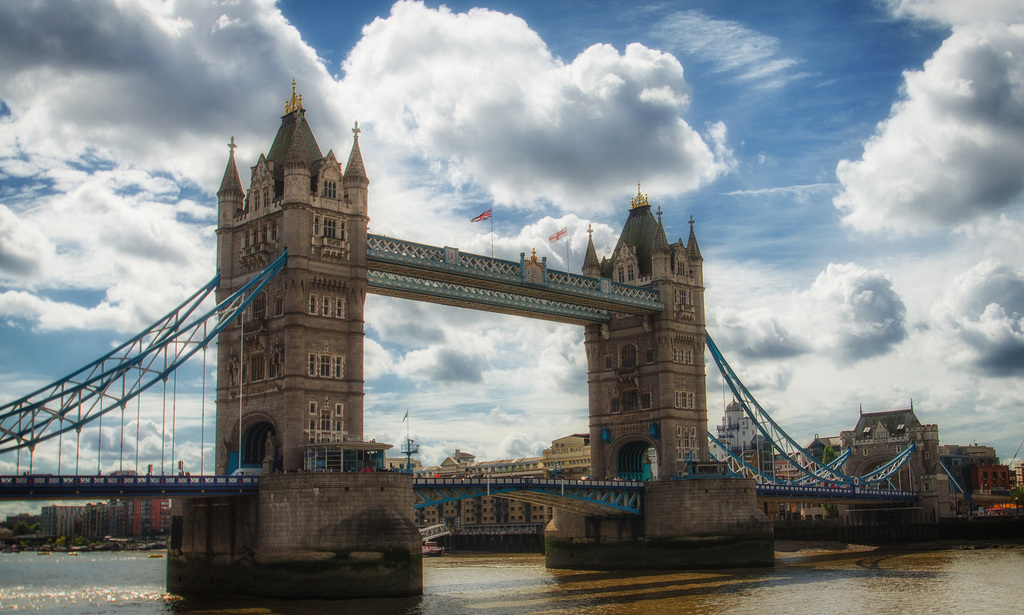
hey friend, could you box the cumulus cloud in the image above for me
[342,1,732,213]
[709,263,908,375]
[835,22,1024,233]
[932,259,1024,376]
[884,0,1024,25]
[801,263,908,362]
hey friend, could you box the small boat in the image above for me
[148,553,164,558]
[37,551,51,555]
[422,541,444,557]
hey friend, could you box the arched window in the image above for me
[617,268,624,283]
[620,344,637,368]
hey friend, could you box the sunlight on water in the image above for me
[0,547,1021,614]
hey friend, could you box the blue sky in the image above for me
[1,1,1024,513]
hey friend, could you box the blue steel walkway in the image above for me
[0,474,258,499]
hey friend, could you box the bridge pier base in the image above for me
[545,478,773,570]
[167,473,422,599]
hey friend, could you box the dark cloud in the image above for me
[424,348,486,383]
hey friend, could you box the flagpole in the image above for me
[489,211,494,269]
[566,226,571,273]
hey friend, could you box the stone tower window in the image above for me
[620,344,637,368]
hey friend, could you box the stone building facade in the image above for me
[582,187,708,479]
[214,85,373,474]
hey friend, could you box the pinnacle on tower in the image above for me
[218,136,244,198]
[343,121,368,186]
[582,224,601,277]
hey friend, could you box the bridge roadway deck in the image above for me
[366,234,664,325]
[0,475,917,506]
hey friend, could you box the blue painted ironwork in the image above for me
[368,270,611,323]
[366,234,664,320]
[414,477,643,516]
[755,483,916,502]
[705,332,916,487]
[0,251,288,454]
[0,474,258,499]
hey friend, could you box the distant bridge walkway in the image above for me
[0,474,258,500]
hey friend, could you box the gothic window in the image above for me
[338,220,346,241]
[249,353,264,381]
[646,349,654,363]
[617,268,624,283]
[641,392,651,409]
[620,344,637,368]
[270,222,278,242]
[674,390,694,409]
[627,266,634,282]
[259,225,267,243]
[309,294,317,314]
[308,353,318,377]
[313,216,320,236]
[252,292,266,320]
[253,191,260,211]
[335,403,344,417]
[242,230,249,248]
[623,390,638,411]
[275,296,284,316]
[334,297,344,318]
[605,356,613,369]
[332,356,344,379]
[610,398,620,413]
[319,409,331,432]
[263,188,269,208]
[321,296,331,316]
[323,217,337,238]
[309,401,317,415]
[319,355,331,378]
[323,180,337,199]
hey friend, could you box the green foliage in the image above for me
[54,536,67,547]
[821,445,838,465]
[1012,483,1024,508]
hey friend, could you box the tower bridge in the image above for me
[0,85,927,599]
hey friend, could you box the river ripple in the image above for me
[0,546,1019,614]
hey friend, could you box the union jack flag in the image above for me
[471,209,492,223]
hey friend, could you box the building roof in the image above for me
[850,408,922,436]
[601,201,660,278]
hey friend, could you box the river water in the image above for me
[0,546,1020,614]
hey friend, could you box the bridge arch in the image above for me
[847,454,913,490]
[615,439,657,481]
[239,419,278,472]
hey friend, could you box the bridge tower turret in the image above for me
[213,83,376,475]
[584,185,708,480]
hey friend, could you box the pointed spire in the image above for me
[582,224,601,277]
[218,136,244,197]
[285,116,309,168]
[653,206,670,255]
[687,214,702,260]
[344,121,368,185]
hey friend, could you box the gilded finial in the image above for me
[630,182,648,208]
[285,79,303,114]
[531,248,538,261]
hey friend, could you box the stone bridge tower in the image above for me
[214,83,374,474]
[583,186,708,479]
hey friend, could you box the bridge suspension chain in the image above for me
[0,251,288,460]
[705,333,915,487]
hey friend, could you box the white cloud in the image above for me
[884,0,1024,25]
[835,22,1024,234]
[341,1,731,214]
[651,10,803,89]
[931,258,1024,375]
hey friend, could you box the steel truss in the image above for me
[414,477,643,515]
[0,251,288,454]
[705,333,916,488]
